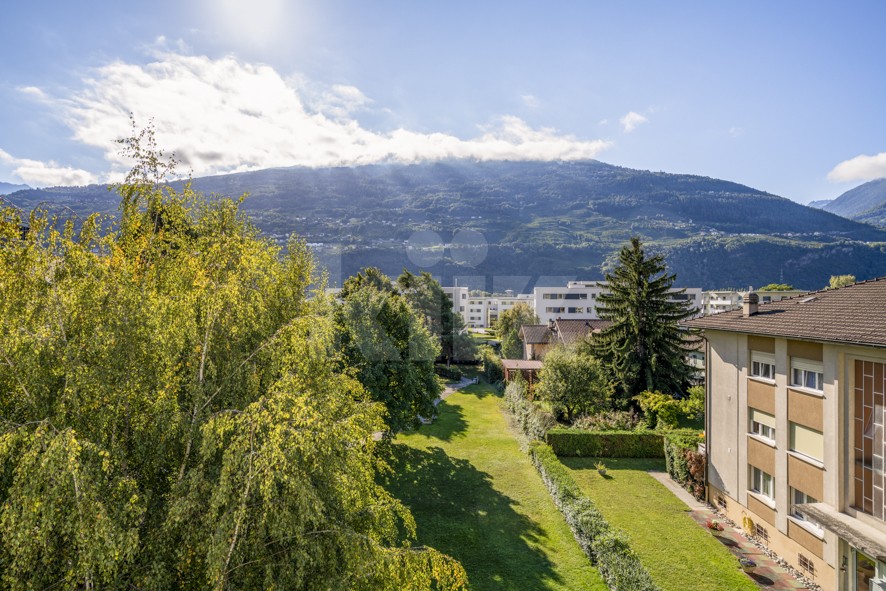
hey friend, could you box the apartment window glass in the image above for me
[564,293,588,300]
[750,466,774,499]
[789,423,824,462]
[791,359,823,391]
[751,352,775,381]
[790,488,820,523]
[543,294,563,300]
[546,307,565,314]
[567,307,584,314]
[749,408,776,441]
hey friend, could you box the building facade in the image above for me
[687,282,886,591]
[701,289,808,316]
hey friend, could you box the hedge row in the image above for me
[434,365,464,381]
[546,429,665,458]
[528,442,661,591]
[663,430,706,499]
[504,379,556,441]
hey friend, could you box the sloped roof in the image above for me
[501,359,544,370]
[521,324,553,344]
[554,319,611,345]
[683,277,886,348]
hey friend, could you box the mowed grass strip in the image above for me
[384,385,606,591]
[561,457,758,591]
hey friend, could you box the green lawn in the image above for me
[384,385,606,591]
[561,458,758,591]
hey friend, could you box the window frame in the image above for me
[749,408,776,442]
[750,351,776,381]
[750,466,774,500]
[791,358,823,392]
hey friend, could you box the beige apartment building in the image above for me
[686,281,886,591]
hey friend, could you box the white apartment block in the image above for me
[444,281,703,329]
[702,289,809,316]
[532,281,703,325]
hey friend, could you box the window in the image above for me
[750,466,774,499]
[567,307,584,314]
[750,351,775,380]
[791,359,823,391]
[546,307,565,314]
[564,293,588,300]
[789,422,823,462]
[543,293,563,300]
[790,488,819,521]
[797,554,815,576]
[754,523,769,544]
[749,408,776,441]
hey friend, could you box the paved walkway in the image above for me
[649,471,813,590]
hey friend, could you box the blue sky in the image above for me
[2,0,885,203]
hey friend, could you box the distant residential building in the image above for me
[533,281,702,325]
[701,288,808,316]
[685,281,886,591]
[444,281,702,329]
[520,319,611,360]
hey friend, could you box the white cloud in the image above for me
[827,152,886,182]
[0,149,97,187]
[521,94,541,108]
[728,126,744,137]
[619,111,648,133]
[28,52,611,179]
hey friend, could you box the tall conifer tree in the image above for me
[591,237,696,401]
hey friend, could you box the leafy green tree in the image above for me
[592,237,697,402]
[535,347,611,422]
[337,269,442,433]
[757,283,794,291]
[0,128,465,590]
[496,302,539,359]
[477,345,504,383]
[396,270,476,362]
[828,274,856,289]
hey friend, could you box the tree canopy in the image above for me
[535,347,611,421]
[591,237,696,401]
[0,130,465,590]
[757,283,794,291]
[336,269,442,433]
[828,274,856,289]
[396,270,476,362]
[496,303,539,360]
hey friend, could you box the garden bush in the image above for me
[434,365,463,381]
[572,410,642,431]
[529,442,661,591]
[546,429,665,458]
[504,378,557,440]
[477,345,504,383]
[664,429,706,499]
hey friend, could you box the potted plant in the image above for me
[739,557,757,573]
[706,518,724,537]
[595,461,607,476]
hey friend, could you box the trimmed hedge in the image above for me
[664,429,706,499]
[434,365,463,381]
[529,442,661,591]
[546,429,665,458]
[504,379,556,441]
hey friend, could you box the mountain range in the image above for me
[0,181,30,195]
[4,160,886,291]
[810,178,886,227]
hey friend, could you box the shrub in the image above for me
[572,410,642,431]
[435,365,463,381]
[636,389,705,429]
[529,442,661,591]
[504,379,556,440]
[664,430,706,499]
[546,429,665,458]
[477,344,504,383]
